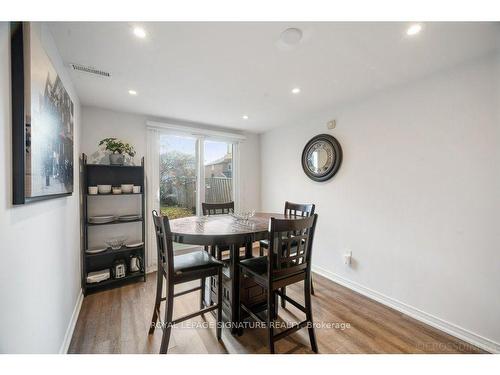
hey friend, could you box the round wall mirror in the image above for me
[301,134,342,182]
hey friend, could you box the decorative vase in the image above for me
[109,153,124,165]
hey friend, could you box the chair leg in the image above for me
[210,276,215,306]
[267,288,275,354]
[304,276,318,353]
[149,270,163,334]
[200,277,206,310]
[216,268,223,340]
[159,282,174,354]
[281,287,286,308]
[311,275,315,296]
[273,291,279,319]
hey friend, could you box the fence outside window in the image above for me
[160,176,232,218]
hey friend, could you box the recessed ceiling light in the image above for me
[242,115,249,120]
[280,28,303,46]
[128,89,137,96]
[406,24,422,36]
[133,26,146,39]
[291,87,301,94]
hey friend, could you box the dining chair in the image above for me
[239,214,319,354]
[201,201,235,260]
[202,201,235,216]
[149,210,224,354]
[259,201,316,300]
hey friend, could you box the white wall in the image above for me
[81,106,261,211]
[0,23,82,353]
[261,55,500,352]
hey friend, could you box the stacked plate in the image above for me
[85,246,107,255]
[125,241,144,248]
[118,214,141,222]
[88,215,115,224]
[86,269,110,284]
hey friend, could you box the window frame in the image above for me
[148,121,244,216]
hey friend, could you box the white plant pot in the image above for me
[109,153,124,165]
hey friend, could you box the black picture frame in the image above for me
[301,134,343,182]
[11,22,74,205]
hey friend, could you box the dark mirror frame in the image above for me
[301,134,343,182]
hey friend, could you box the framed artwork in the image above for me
[11,22,74,204]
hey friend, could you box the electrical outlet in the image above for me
[344,250,352,265]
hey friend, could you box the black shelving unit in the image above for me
[81,153,146,295]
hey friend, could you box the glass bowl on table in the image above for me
[230,210,256,221]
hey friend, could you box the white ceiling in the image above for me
[49,22,500,133]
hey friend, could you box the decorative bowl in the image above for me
[121,184,133,193]
[105,236,127,250]
[231,210,256,221]
[97,184,112,194]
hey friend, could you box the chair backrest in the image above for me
[152,210,174,274]
[284,201,315,218]
[268,214,318,280]
[202,201,234,216]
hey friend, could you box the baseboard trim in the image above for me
[312,265,499,354]
[59,288,83,354]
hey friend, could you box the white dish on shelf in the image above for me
[85,247,108,254]
[89,215,115,224]
[121,184,134,193]
[105,236,127,250]
[97,185,112,194]
[86,269,110,283]
[126,241,144,248]
[118,214,141,222]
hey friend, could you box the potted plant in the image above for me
[98,138,136,165]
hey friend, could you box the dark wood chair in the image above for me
[259,201,316,299]
[202,201,236,260]
[149,210,224,354]
[239,214,319,353]
[202,201,234,216]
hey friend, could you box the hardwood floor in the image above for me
[69,271,486,354]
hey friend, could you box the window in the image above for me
[156,131,238,219]
[204,140,233,204]
[159,134,197,219]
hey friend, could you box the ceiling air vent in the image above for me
[69,63,111,78]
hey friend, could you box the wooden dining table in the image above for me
[169,212,289,334]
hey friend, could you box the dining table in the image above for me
[169,212,290,334]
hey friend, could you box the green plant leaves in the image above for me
[99,138,136,156]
